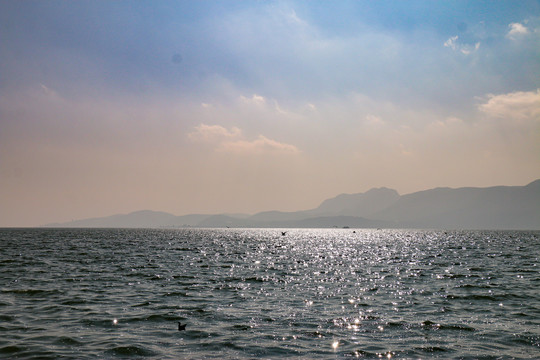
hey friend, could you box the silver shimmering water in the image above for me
[1,228,539,359]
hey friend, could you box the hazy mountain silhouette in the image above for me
[46,180,540,229]
[311,187,400,217]
[372,179,540,229]
[46,211,211,228]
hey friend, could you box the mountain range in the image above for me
[46,179,540,230]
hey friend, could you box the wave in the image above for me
[105,345,157,357]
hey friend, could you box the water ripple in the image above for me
[0,228,538,359]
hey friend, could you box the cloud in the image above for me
[188,123,299,155]
[507,22,529,39]
[444,35,459,50]
[240,94,266,106]
[460,42,480,55]
[188,124,242,142]
[220,135,300,155]
[365,114,384,126]
[444,35,480,55]
[39,83,60,98]
[478,89,540,120]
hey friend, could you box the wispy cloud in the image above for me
[220,135,300,155]
[188,124,242,142]
[188,123,299,155]
[240,94,266,106]
[443,35,459,50]
[444,35,480,55]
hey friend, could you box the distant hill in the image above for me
[372,179,540,229]
[46,179,540,229]
[46,211,212,228]
[312,187,400,217]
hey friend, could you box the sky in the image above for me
[1,0,539,227]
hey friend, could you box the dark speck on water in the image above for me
[0,228,539,359]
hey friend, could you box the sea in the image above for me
[0,228,539,359]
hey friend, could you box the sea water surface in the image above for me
[0,228,539,359]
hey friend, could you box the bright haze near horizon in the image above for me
[1,1,539,227]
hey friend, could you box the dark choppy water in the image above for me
[0,228,539,359]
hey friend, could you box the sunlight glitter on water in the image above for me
[0,228,538,359]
